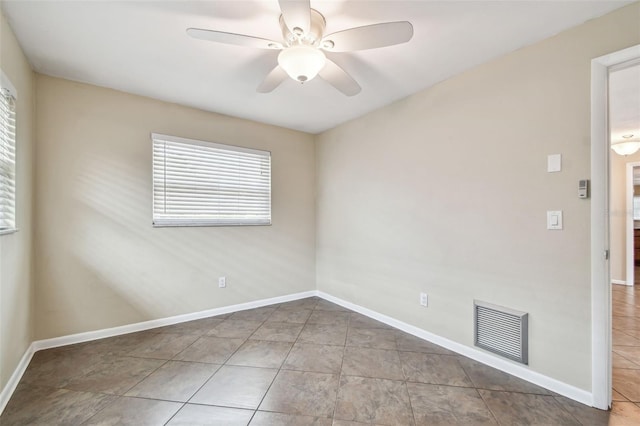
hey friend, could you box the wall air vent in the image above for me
[474,300,528,365]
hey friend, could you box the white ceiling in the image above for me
[610,63,640,144]
[1,0,633,134]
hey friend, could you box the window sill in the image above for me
[152,222,271,228]
[0,228,18,236]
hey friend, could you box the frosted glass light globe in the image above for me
[278,45,326,83]
[611,140,640,156]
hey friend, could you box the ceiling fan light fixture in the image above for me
[278,45,326,83]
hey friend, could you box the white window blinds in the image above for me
[152,133,271,227]
[0,85,16,233]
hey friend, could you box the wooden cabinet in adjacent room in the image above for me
[635,229,640,266]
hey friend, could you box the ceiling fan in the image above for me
[187,0,413,96]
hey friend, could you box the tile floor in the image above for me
[1,296,636,425]
[612,281,640,412]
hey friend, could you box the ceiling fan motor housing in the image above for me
[279,8,326,47]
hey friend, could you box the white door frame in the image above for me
[626,162,640,287]
[591,44,640,410]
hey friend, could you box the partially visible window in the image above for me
[152,133,271,227]
[0,71,16,234]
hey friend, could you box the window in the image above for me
[152,133,271,227]
[0,71,16,234]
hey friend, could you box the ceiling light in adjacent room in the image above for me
[611,134,640,156]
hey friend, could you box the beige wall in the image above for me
[0,10,35,390]
[1,0,638,397]
[34,76,316,339]
[610,150,640,283]
[316,3,640,391]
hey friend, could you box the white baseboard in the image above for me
[611,279,628,285]
[0,290,315,415]
[0,342,35,415]
[33,290,317,351]
[1,288,595,416]
[317,291,594,407]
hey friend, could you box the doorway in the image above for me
[625,163,640,287]
[609,62,640,407]
[591,44,640,410]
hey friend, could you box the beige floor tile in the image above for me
[614,329,640,346]
[334,376,414,425]
[259,370,339,417]
[267,308,313,323]
[408,382,496,425]
[478,390,579,425]
[458,357,551,395]
[0,385,115,426]
[126,333,199,359]
[610,401,640,426]
[298,323,348,346]
[64,355,165,395]
[4,296,627,426]
[395,332,453,355]
[347,313,391,330]
[341,347,404,380]
[250,411,332,425]
[190,365,277,409]
[226,339,293,368]
[173,336,244,364]
[167,404,254,425]
[400,352,473,387]
[82,396,182,425]
[553,396,611,426]
[307,310,350,326]
[614,389,630,401]
[346,328,397,350]
[207,319,263,339]
[249,321,303,342]
[125,360,219,402]
[614,346,640,366]
[613,368,640,402]
[283,342,344,374]
[613,352,640,369]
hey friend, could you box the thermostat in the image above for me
[579,179,589,199]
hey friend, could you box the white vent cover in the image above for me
[474,300,528,364]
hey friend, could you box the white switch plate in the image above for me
[419,292,428,307]
[547,211,563,230]
[547,154,562,172]
[218,277,226,288]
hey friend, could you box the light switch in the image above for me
[547,154,562,172]
[547,210,563,230]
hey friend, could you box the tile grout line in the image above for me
[329,312,353,423]
[396,332,420,426]
[247,298,319,422]
[180,306,279,421]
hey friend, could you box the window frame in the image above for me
[0,70,17,236]
[151,133,272,228]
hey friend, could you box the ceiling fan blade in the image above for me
[318,59,361,96]
[187,28,282,49]
[322,21,413,52]
[257,66,288,93]
[278,0,311,35]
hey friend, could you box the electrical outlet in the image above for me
[420,292,428,307]
[218,277,226,288]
